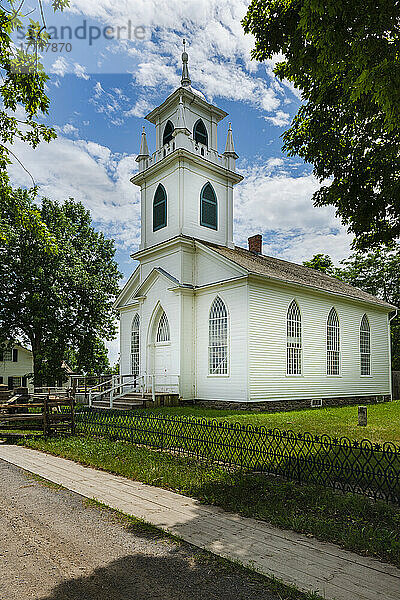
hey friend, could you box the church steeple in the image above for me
[136,126,150,168]
[223,122,238,170]
[132,45,243,251]
[181,39,191,87]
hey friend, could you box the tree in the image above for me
[243,1,400,248]
[303,247,400,369]
[339,246,400,369]
[303,254,337,276]
[0,0,69,243]
[0,193,122,385]
[65,337,111,377]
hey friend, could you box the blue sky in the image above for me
[9,0,353,363]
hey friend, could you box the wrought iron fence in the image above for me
[75,408,400,504]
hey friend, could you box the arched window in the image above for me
[131,314,140,376]
[287,300,302,375]
[163,120,174,145]
[327,308,340,375]
[360,314,371,375]
[156,311,170,342]
[153,183,167,231]
[209,297,228,374]
[193,119,208,146]
[200,182,218,230]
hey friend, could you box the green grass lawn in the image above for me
[140,400,400,445]
[21,435,400,568]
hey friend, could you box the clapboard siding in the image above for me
[195,282,248,401]
[248,280,391,401]
[0,346,33,391]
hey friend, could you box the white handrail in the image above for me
[88,373,180,408]
[87,378,113,393]
[89,376,138,408]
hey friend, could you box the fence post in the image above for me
[70,395,75,435]
[152,374,155,403]
[88,390,92,408]
[43,394,50,437]
[110,385,114,409]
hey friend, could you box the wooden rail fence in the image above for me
[0,392,75,440]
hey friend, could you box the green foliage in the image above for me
[303,246,400,368]
[22,435,400,567]
[302,253,337,276]
[0,0,69,244]
[65,337,111,376]
[340,245,400,369]
[0,193,122,384]
[243,1,400,248]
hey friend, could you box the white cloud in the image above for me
[51,56,69,77]
[8,135,142,254]
[234,161,352,264]
[74,62,90,79]
[50,57,90,80]
[63,0,295,124]
[264,110,290,127]
[59,123,79,136]
[90,81,126,125]
[124,97,154,118]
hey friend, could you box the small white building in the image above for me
[114,49,396,409]
[0,344,33,391]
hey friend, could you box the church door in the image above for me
[150,308,173,392]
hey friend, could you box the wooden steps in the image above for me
[91,391,179,411]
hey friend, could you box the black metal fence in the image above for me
[75,408,400,504]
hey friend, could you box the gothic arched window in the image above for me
[153,184,167,231]
[193,119,208,146]
[200,182,218,230]
[327,308,340,375]
[156,311,170,342]
[287,300,302,375]
[360,314,371,375]
[131,314,140,375]
[209,296,228,374]
[163,120,174,145]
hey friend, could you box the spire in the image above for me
[138,126,149,158]
[176,95,186,129]
[181,39,191,87]
[136,126,150,168]
[223,123,238,157]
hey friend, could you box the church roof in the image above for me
[201,241,396,310]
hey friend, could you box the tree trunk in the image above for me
[31,337,44,388]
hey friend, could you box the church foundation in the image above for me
[193,394,392,412]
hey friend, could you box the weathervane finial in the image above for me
[181,38,191,87]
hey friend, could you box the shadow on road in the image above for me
[38,552,278,600]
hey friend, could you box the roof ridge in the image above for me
[198,239,395,310]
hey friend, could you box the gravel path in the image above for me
[0,460,282,600]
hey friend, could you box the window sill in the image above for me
[155,341,171,347]
[207,374,230,378]
[285,374,304,378]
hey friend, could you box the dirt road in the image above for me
[0,459,282,600]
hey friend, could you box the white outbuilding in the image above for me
[114,49,396,409]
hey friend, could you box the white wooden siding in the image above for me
[195,246,244,287]
[195,282,248,402]
[0,347,33,390]
[248,280,391,401]
[140,159,233,251]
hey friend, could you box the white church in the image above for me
[114,48,395,409]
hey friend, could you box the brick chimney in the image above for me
[248,234,262,254]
